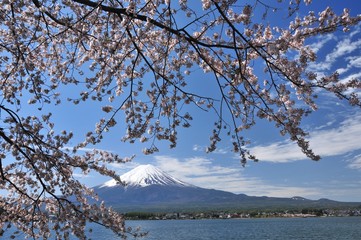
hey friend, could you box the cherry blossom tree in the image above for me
[0,0,360,238]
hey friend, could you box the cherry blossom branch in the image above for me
[1,1,360,238]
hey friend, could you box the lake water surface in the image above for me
[3,217,360,239]
[84,217,361,239]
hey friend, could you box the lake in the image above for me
[3,217,361,239]
[87,217,360,240]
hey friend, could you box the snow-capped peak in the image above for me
[100,164,192,188]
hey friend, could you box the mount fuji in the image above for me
[93,164,359,212]
[93,164,244,210]
[99,164,192,188]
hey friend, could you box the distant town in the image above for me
[124,208,361,220]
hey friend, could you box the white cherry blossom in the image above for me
[0,0,360,238]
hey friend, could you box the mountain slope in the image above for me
[93,165,361,212]
[94,164,241,206]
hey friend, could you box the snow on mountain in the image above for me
[100,164,193,188]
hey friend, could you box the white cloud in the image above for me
[348,56,361,68]
[249,113,361,163]
[73,173,92,178]
[307,33,335,54]
[336,67,348,75]
[308,114,361,154]
[349,22,361,38]
[335,56,361,78]
[152,155,322,199]
[249,142,302,163]
[154,155,250,190]
[193,144,229,154]
[314,118,336,130]
[347,154,361,170]
[325,38,361,65]
[154,155,223,178]
[340,71,361,84]
[61,146,114,153]
[109,161,140,170]
[192,144,203,152]
[307,31,361,74]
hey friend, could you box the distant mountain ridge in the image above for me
[93,165,361,212]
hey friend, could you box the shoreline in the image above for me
[124,208,361,220]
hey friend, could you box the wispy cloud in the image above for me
[348,55,361,68]
[61,146,114,153]
[249,142,302,163]
[350,22,361,38]
[109,161,142,171]
[324,38,361,67]
[313,118,337,130]
[336,55,361,75]
[340,71,361,84]
[73,173,92,178]
[347,154,361,170]
[249,113,361,163]
[308,26,361,75]
[193,144,229,154]
[154,155,228,178]
[152,155,322,199]
[307,33,335,54]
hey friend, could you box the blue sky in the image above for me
[18,1,361,202]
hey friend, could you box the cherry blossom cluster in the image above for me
[0,0,360,238]
[0,105,138,238]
